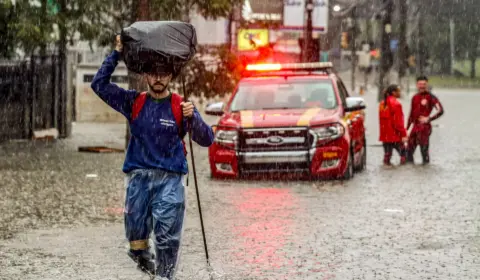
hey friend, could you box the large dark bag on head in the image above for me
[121,21,197,76]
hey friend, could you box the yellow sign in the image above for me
[238,29,269,51]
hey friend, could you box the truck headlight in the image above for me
[310,123,345,145]
[215,129,238,147]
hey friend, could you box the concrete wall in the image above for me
[75,63,128,123]
[189,14,228,45]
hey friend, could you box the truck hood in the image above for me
[218,108,339,128]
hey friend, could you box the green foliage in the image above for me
[0,1,18,59]
[175,45,241,99]
[94,0,240,51]
[4,0,112,56]
[412,0,480,77]
[195,0,242,20]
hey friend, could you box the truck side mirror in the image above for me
[344,97,366,112]
[205,102,224,116]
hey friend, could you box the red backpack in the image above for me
[131,92,187,155]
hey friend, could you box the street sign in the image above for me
[237,29,269,51]
[283,0,329,33]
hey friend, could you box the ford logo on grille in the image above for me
[266,136,284,145]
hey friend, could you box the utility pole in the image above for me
[378,0,394,102]
[350,6,357,92]
[303,0,314,62]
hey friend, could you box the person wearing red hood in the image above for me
[406,76,444,164]
[379,85,408,166]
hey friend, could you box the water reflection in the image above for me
[231,188,299,277]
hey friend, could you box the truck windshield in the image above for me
[230,80,338,111]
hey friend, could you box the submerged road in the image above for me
[0,88,479,280]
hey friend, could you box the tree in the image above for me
[378,0,394,101]
[410,0,480,78]
[7,0,109,57]
[177,45,241,101]
[0,1,17,59]
[450,0,480,78]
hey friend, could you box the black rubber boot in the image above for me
[420,145,430,165]
[128,250,156,276]
[406,153,415,164]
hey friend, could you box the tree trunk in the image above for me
[226,9,234,51]
[39,0,49,128]
[137,0,149,20]
[417,14,426,76]
[40,0,48,58]
[125,0,150,149]
[378,0,394,102]
[58,0,69,137]
[470,56,476,79]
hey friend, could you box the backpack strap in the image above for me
[131,91,148,122]
[171,93,187,156]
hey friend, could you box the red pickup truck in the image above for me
[205,62,367,180]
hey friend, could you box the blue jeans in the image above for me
[124,169,186,279]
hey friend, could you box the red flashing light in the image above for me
[245,62,333,72]
[246,64,282,71]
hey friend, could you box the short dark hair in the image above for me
[417,75,428,82]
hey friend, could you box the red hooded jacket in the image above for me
[379,96,407,143]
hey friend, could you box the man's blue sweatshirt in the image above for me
[91,51,214,174]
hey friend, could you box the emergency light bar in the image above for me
[245,62,333,72]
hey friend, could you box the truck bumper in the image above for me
[208,138,350,179]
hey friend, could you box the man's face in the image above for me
[417,80,428,93]
[146,73,173,93]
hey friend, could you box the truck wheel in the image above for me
[355,137,367,172]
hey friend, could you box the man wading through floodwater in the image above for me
[91,35,214,280]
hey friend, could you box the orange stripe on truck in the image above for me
[240,111,254,128]
[297,108,321,126]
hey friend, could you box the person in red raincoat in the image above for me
[379,85,408,166]
[406,76,444,164]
